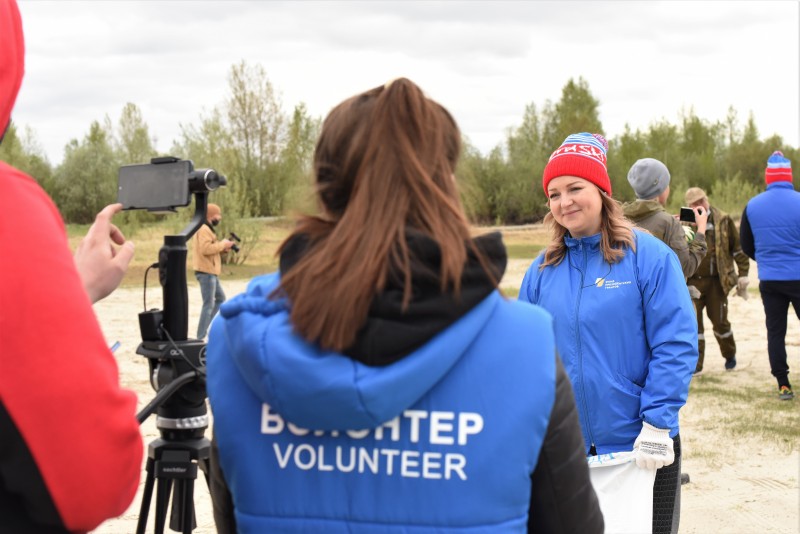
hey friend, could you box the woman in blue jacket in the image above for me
[206,80,602,533]
[519,133,697,534]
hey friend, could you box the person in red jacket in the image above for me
[0,0,143,531]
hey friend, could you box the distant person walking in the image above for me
[684,187,750,374]
[193,202,234,339]
[623,157,708,278]
[740,151,800,400]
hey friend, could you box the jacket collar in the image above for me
[564,232,602,251]
[766,182,795,191]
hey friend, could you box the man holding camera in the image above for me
[193,203,234,339]
[684,187,750,374]
[624,158,708,279]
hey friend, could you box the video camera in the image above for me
[228,232,241,254]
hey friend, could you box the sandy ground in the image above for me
[91,260,799,533]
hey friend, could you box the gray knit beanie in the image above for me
[627,158,670,199]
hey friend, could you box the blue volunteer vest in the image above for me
[208,288,556,533]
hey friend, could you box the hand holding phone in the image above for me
[679,207,696,223]
[680,206,708,235]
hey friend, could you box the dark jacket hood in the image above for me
[212,274,503,430]
[279,230,507,366]
[210,230,508,430]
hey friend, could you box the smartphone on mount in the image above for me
[679,207,696,223]
[117,159,192,212]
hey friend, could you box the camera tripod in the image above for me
[135,339,210,534]
[135,429,210,534]
[132,180,224,533]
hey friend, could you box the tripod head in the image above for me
[119,157,227,438]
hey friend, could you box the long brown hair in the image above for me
[277,78,479,351]
[540,191,636,268]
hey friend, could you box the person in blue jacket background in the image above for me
[519,132,698,534]
[740,150,800,401]
[205,79,603,533]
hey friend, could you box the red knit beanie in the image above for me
[543,133,611,197]
[765,151,793,184]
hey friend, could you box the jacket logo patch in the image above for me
[601,279,632,289]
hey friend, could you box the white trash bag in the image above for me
[588,451,656,534]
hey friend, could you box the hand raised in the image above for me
[74,203,135,303]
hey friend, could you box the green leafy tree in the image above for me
[458,143,510,224]
[646,121,681,169]
[543,77,604,151]
[502,102,550,222]
[464,78,605,224]
[225,61,287,216]
[607,125,646,201]
[609,121,682,203]
[173,108,258,264]
[114,103,162,233]
[674,109,721,194]
[0,122,55,196]
[278,103,321,216]
[55,120,118,223]
[116,103,156,164]
[709,171,760,216]
[723,114,768,190]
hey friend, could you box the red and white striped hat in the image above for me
[765,151,793,185]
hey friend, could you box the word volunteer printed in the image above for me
[261,404,485,480]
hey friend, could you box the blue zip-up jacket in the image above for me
[518,230,697,454]
[207,272,580,533]
[740,182,800,281]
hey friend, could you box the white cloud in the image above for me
[11,0,799,165]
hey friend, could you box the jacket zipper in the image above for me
[575,241,596,453]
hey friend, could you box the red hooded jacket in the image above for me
[0,1,143,531]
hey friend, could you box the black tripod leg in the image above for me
[167,478,198,534]
[136,457,156,534]
[138,438,210,533]
[182,478,196,534]
[155,478,172,534]
[199,456,211,490]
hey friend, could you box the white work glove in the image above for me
[736,276,749,300]
[633,422,675,470]
[687,285,701,300]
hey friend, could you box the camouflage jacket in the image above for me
[706,206,750,295]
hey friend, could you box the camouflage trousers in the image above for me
[688,275,736,372]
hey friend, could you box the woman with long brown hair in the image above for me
[519,132,698,534]
[206,80,602,533]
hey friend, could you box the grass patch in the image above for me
[108,218,290,287]
[689,379,799,452]
[505,243,544,260]
[73,219,550,283]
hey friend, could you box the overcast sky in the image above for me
[12,1,800,166]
